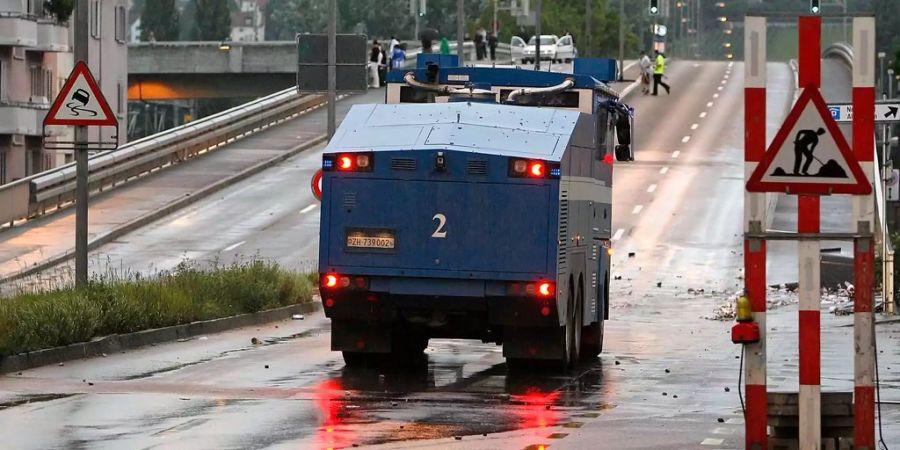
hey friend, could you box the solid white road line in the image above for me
[612,228,626,241]
[682,136,691,143]
[672,150,681,159]
[300,204,318,214]
[223,240,246,252]
[660,167,669,174]
[647,184,657,193]
[632,205,643,214]
[699,111,707,118]
[691,123,699,130]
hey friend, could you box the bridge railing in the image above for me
[0,41,512,228]
[0,88,328,226]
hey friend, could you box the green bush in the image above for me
[0,259,313,357]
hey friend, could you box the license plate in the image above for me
[346,234,395,249]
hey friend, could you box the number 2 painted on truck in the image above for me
[432,213,447,238]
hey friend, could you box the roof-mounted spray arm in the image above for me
[505,78,575,103]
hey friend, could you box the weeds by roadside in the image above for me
[0,258,314,356]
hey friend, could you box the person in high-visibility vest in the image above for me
[652,50,671,96]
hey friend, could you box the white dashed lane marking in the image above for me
[713,93,720,98]
[699,111,707,118]
[632,205,644,214]
[659,167,669,174]
[691,123,699,130]
[612,228,625,241]
[682,136,691,143]
[672,150,680,159]
[300,204,318,214]
[707,101,714,107]
[223,240,246,252]
[647,184,657,193]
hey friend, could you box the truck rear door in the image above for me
[326,178,553,277]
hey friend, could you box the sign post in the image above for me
[43,0,118,286]
[742,14,877,450]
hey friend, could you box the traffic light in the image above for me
[649,0,659,15]
[810,0,820,14]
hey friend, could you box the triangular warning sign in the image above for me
[747,87,871,195]
[44,61,117,127]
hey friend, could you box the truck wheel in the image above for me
[581,276,607,359]
[558,283,579,369]
[570,281,584,364]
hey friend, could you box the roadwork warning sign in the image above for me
[747,87,870,195]
[44,61,117,127]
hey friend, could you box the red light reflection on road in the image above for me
[312,379,357,450]
[511,388,561,430]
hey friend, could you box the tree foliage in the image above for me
[191,0,232,41]
[44,0,74,23]
[140,0,180,41]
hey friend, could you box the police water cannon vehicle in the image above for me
[317,56,634,368]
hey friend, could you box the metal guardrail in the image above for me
[0,88,328,226]
[0,40,511,228]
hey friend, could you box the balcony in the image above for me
[36,20,69,51]
[0,13,37,47]
[0,101,48,136]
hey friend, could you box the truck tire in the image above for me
[581,275,607,359]
[342,351,376,367]
[559,282,579,369]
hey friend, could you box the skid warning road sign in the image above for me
[747,87,871,195]
[44,61,117,127]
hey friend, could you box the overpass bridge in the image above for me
[127,40,513,101]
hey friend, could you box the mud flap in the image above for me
[503,326,566,360]
[331,320,391,353]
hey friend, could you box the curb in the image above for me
[1,135,327,284]
[0,301,322,374]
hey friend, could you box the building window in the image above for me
[29,67,52,100]
[12,47,25,60]
[115,5,126,43]
[0,150,6,185]
[91,1,101,39]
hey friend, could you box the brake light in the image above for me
[324,152,374,172]
[323,273,338,288]
[509,158,559,178]
[507,280,556,298]
[321,273,369,290]
[537,282,554,297]
[603,153,614,165]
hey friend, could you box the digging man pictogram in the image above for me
[792,127,826,175]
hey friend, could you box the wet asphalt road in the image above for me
[3,60,900,449]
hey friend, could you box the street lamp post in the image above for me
[890,69,896,98]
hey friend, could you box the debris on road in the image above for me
[292,314,305,320]
[251,337,260,345]
[628,252,636,258]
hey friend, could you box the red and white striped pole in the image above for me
[851,16,876,450]
[743,15,768,450]
[797,16,822,449]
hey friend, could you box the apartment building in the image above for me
[231,0,266,42]
[0,0,126,184]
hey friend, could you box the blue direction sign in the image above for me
[827,102,900,123]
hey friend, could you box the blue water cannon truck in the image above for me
[317,57,634,368]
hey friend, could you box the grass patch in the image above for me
[0,258,314,357]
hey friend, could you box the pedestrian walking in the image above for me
[391,43,406,69]
[487,31,498,61]
[652,50,671,96]
[368,40,383,88]
[388,35,400,58]
[474,30,485,60]
[638,50,653,95]
[439,37,450,55]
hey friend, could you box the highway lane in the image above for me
[0,60,818,450]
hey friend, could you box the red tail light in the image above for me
[507,280,556,298]
[537,282,554,297]
[338,156,354,170]
[509,158,560,179]
[323,273,338,288]
[321,273,369,290]
[324,152,374,172]
[603,153,614,165]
